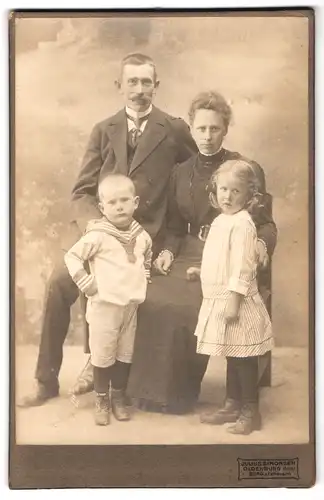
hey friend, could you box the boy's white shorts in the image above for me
[86,300,138,368]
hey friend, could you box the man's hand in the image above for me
[186,266,201,281]
[257,239,269,268]
[224,293,242,324]
[153,250,174,276]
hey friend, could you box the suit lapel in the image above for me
[129,106,166,174]
[107,109,128,175]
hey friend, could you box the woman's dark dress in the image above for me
[127,149,276,414]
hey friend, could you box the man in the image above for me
[19,53,197,417]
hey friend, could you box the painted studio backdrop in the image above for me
[15,16,309,350]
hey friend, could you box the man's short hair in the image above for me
[120,53,157,81]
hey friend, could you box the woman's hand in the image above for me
[186,266,201,281]
[153,250,174,276]
[224,293,242,323]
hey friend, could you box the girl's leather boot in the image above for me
[227,403,261,435]
[200,398,241,425]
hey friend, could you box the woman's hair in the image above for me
[208,159,263,214]
[188,91,232,131]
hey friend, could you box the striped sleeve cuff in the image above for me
[228,277,249,296]
[257,238,268,253]
[72,269,96,294]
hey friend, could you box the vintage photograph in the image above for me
[11,9,314,487]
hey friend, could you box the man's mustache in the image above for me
[131,95,148,101]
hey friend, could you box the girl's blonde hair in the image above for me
[209,159,263,213]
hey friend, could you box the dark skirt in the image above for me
[127,235,210,414]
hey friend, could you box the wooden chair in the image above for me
[257,265,272,387]
[257,193,274,387]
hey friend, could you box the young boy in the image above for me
[64,174,152,426]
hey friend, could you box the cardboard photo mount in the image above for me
[9,7,315,488]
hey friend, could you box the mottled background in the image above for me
[14,15,310,346]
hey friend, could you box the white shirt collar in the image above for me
[198,145,223,156]
[125,104,152,120]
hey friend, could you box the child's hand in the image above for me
[186,266,201,281]
[153,250,173,276]
[224,293,241,323]
[85,278,98,298]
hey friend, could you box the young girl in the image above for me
[190,159,274,435]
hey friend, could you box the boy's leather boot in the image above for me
[111,389,131,421]
[95,392,110,426]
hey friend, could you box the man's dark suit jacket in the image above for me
[62,106,197,251]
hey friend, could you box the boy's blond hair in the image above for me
[98,174,136,201]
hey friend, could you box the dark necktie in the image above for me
[126,114,149,148]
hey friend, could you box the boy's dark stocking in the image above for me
[93,365,112,394]
[93,365,112,426]
[111,360,131,391]
[111,360,131,421]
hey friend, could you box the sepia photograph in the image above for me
[10,9,314,488]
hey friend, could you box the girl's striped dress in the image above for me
[195,210,274,357]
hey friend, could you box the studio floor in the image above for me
[15,345,309,445]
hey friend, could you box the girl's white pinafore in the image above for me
[195,210,274,357]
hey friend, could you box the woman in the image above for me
[127,91,277,414]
